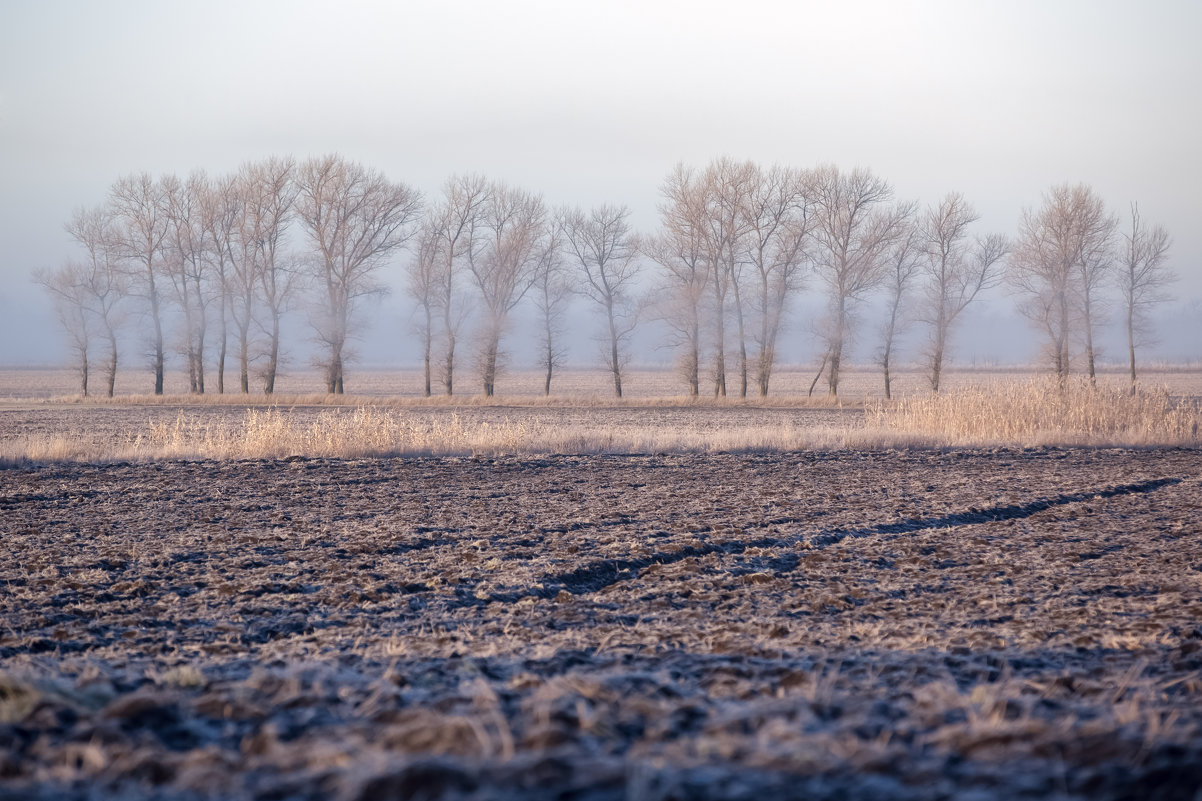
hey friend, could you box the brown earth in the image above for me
[2,446,1201,799]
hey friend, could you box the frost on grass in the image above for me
[2,377,1199,467]
[868,377,1202,446]
[1,448,1201,799]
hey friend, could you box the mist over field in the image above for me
[3,4,1202,800]
[2,1,1200,379]
[9,290,1198,374]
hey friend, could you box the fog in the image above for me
[2,0,1199,377]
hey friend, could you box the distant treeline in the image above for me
[36,154,1174,398]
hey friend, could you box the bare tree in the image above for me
[1011,202,1074,380]
[227,178,262,394]
[162,173,210,393]
[406,221,442,397]
[196,173,241,393]
[428,175,490,395]
[467,183,547,396]
[1070,186,1117,381]
[703,159,757,397]
[561,204,642,398]
[742,164,813,397]
[1119,203,1173,391]
[810,165,911,396]
[877,223,921,400]
[35,261,95,396]
[644,228,709,396]
[1010,183,1115,382]
[239,157,299,394]
[62,206,128,397]
[531,225,571,396]
[109,173,170,394]
[919,193,1008,391]
[295,154,422,393]
[652,167,711,395]
[665,160,757,396]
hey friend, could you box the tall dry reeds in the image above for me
[130,408,855,460]
[134,408,529,459]
[0,407,858,465]
[2,378,1199,465]
[868,377,1201,446]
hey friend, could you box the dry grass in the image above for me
[869,377,1202,447]
[2,377,1200,465]
[0,408,857,465]
[28,390,854,410]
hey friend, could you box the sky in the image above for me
[1,0,1199,371]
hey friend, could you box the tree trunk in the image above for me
[422,307,433,397]
[930,307,947,392]
[217,294,227,394]
[687,301,700,397]
[713,308,726,398]
[329,299,348,395]
[239,321,250,394]
[731,279,747,398]
[712,277,726,397]
[607,303,622,398]
[106,329,118,398]
[827,298,846,397]
[180,296,198,394]
[443,330,456,396]
[482,334,498,397]
[1127,305,1137,395]
[264,311,280,395]
[757,279,771,398]
[882,344,892,400]
[543,316,554,396]
[809,351,829,398]
[149,277,165,395]
[930,342,944,392]
[737,333,747,398]
[328,345,344,394]
[827,347,841,397]
[1082,296,1096,382]
[1056,290,1070,383]
[194,283,206,395]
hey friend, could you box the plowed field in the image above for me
[2,446,1201,799]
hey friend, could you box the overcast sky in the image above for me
[1,0,1199,369]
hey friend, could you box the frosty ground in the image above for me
[2,443,1201,800]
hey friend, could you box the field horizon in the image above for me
[5,364,1202,405]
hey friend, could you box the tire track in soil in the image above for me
[457,475,1185,608]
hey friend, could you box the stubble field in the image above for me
[4,445,1202,799]
[2,368,1201,799]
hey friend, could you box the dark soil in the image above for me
[2,447,1201,800]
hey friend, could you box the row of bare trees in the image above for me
[651,161,1010,398]
[651,163,1174,398]
[37,155,1175,398]
[36,155,421,396]
[405,176,643,398]
[1010,184,1174,388]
